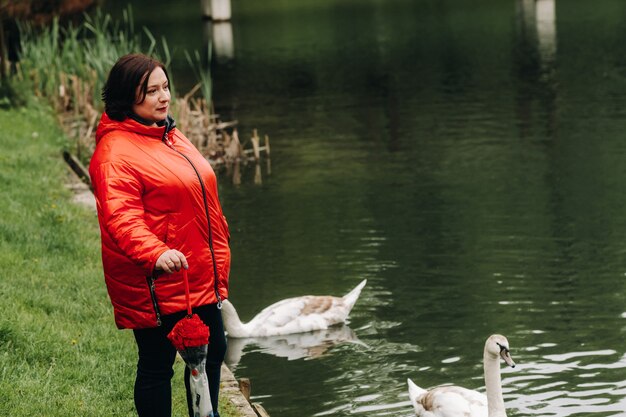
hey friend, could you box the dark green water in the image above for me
[103,0,625,415]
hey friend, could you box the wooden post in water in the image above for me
[264,135,271,158]
[251,129,260,161]
[211,0,232,21]
[201,0,233,61]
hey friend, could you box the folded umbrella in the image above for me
[167,268,213,417]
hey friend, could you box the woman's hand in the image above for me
[156,249,189,274]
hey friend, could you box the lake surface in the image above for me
[103,0,626,415]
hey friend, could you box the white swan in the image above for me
[221,279,367,338]
[407,334,516,417]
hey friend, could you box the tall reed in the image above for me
[17,6,169,112]
[11,6,269,182]
[15,6,171,159]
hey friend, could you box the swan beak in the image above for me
[500,348,516,368]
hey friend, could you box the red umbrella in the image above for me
[167,268,214,417]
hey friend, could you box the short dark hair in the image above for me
[102,53,170,121]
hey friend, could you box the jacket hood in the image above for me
[95,112,177,144]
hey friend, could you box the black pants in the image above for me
[132,303,227,417]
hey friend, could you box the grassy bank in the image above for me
[0,103,239,416]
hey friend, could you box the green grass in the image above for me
[0,103,240,416]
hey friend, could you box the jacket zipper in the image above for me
[163,134,223,309]
[147,274,162,326]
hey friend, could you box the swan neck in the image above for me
[484,352,507,417]
[221,303,249,338]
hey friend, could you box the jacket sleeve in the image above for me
[90,160,169,274]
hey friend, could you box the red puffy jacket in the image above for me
[89,113,230,329]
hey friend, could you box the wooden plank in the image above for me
[252,403,271,417]
[63,150,92,190]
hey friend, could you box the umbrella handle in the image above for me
[183,268,192,316]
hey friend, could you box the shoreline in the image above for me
[221,364,269,417]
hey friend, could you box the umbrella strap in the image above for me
[183,269,192,316]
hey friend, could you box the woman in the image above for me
[89,53,230,417]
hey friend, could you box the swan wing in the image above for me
[410,385,487,417]
[248,296,310,325]
[245,295,352,336]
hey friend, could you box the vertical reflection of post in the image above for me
[535,0,557,138]
[202,19,213,66]
[535,0,556,70]
[264,134,271,176]
[213,22,234,64]
[518,0,536,31]
[254,163,262,185]
[514,0,537,139]
[232,160,241,185]
[514,0,558,140]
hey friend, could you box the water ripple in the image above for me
[506,347,626,416]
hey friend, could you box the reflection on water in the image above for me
[102,0,626,416]
[518,0,557,70]
[535,0,557,66]
[225,325,364,369]
[205,20,234,64]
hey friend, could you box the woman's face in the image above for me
[132,67,170,125]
